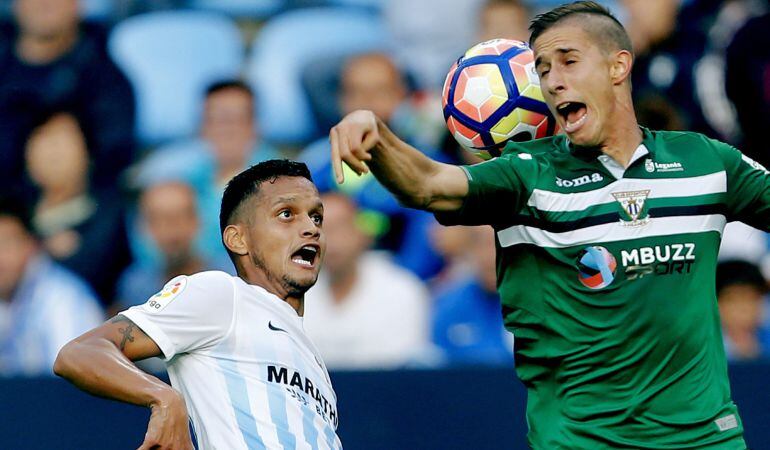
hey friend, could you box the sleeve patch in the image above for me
[143,276,188,313]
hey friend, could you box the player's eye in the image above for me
[278,209,292,219]
[539,69,549,77]
[312,214,323,226]
[565,60,576,65]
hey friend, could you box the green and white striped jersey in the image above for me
[437,128,768,449]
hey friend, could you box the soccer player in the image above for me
[329,2,768,449]
[54,160,341,450]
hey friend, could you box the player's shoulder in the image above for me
[500,134,566,159]
[161,271,235,298]
[648,128,737,167]
[649,128,730,152]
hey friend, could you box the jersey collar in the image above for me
[565,126,656,161]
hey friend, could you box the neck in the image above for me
[328,266,358,305]
[597,99,643,168]
[16,28,79,64]
[238,266,306,316]
[164,254,205,279]
[39,183,87,209]
[725,326,760,358]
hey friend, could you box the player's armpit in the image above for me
[71,315,162,361]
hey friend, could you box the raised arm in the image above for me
[330,110,469,211]
[54,315,193,450]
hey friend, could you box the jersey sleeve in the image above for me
[434,152,537,227]
[119,271,236,361]
[713,139,770,231]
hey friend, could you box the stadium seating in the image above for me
[108,11,244,145]
[246,7,391,145]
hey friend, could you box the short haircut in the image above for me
[716,260,768,296]
[219,159,314,236]
[529,1,633,55]
[0,196,35,237]
[205,79,254,99]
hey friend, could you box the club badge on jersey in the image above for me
[143,275,188,313]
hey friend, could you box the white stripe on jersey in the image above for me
[497,214,727,248]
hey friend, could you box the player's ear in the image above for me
[223,224,249,256]
[610,49,633,85]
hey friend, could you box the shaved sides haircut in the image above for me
[529,1,633,55]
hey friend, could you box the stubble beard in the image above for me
[251,250,315,297]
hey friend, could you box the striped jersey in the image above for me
[437,128,769,449]
[122,271,342,450]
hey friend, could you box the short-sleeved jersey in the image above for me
[121,271,342,450]
[437,128,769,449]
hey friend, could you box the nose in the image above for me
[300,215,320,238]
[546,68,566,97]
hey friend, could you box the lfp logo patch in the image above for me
[577,246,617,289]
[144,275,187,313]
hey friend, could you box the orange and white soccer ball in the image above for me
[442,39,558,159]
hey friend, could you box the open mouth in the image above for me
[556,101,588,133]
[291,244,319,268]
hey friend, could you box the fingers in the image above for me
[329,111,379,184]
[330,128,345,184]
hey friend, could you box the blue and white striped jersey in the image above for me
[122,271,342,450]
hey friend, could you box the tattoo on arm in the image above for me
[109,316,137,351]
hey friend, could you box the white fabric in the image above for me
[122,271,341,450]
[303,252,431,369]
[497,214,727,249]
[596,144,650,179]
[527,171,727,213]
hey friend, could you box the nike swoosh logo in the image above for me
[268,321,288,333]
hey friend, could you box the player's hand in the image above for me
[137,391,194,450]
[329,109,381,184]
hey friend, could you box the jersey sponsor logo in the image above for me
[268,321,288,333]
[555,172,604,188]
[576,246,617,289]
[612,190,650,227]
[621,243,696,280]
[267,365,338,427]
[644,158,684,173]
[715,414,738,432]
[144,276,187,313]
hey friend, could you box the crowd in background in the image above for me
[0,0,769,376]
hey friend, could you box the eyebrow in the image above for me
[535,47,579,67]
[271,196,297,206]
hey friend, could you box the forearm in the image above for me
[54,338,178,408]
[369,118,463,210]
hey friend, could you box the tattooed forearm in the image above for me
[110,315,137,350]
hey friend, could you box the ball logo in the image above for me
[577,246,617,289]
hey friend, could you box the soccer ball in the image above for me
[442,39,558,159]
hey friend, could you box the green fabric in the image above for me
[438,129,769,449]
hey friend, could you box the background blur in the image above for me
[0,0,768,448]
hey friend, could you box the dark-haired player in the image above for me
[55,160,342,450]
[330,1,767,448]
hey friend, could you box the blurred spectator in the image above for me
[477,0,530,42]
[304,193,431,369]
[432,226,512,365]
[0,0,135,195]
[626,0,766,138]
[726,11,770,169]
[717,260,770,361]
[384,0,483,90]
[116,180,231,310]
[300,53,445,279]
[0,197,103,376]
[134,80,280,263]
[24,112,131,305]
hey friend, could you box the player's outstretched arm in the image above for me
[330,110,469,211]
[54,315,194,450]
